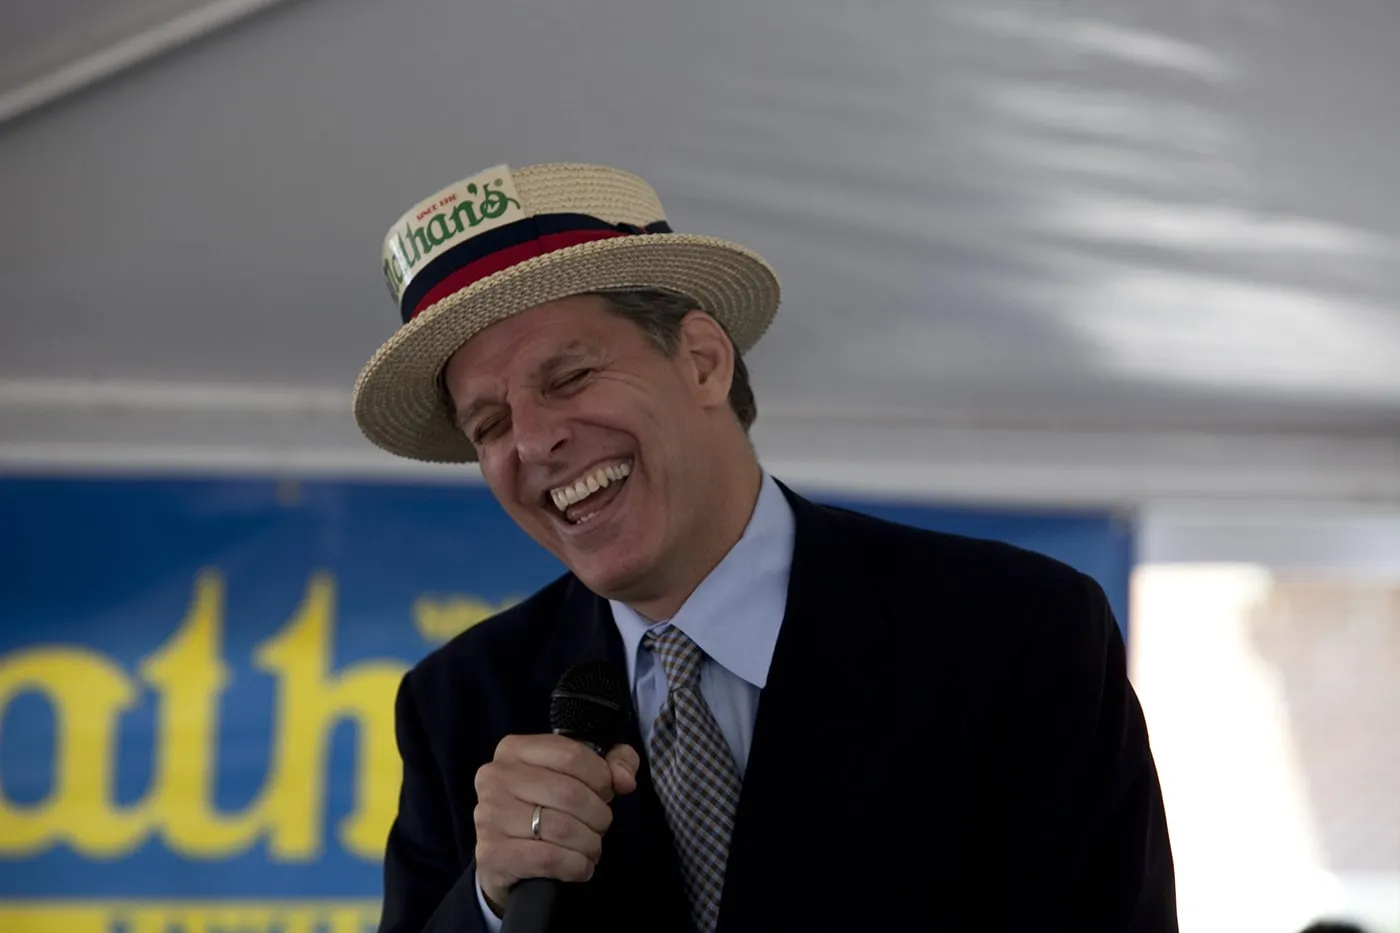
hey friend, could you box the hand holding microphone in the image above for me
[472,661,637,924]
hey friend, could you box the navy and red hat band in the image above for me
[399,213,673,323]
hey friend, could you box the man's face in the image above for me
[443,294,734,607]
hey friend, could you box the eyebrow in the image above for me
[538,340,602,379]
[452,340,603,432]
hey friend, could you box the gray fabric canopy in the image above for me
[2,0,1398,504]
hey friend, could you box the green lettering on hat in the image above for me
[426,214,453,247]
[451,199,481,233]
[380,165,527,305]
[479,179,522,221]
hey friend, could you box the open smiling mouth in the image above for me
[548,460,632,525]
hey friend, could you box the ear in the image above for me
[677,311,734,410]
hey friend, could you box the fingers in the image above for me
[477,836,597,887]
[475,798,605,860]
[496,733,615,800]
[474,734,640,908]
[605,743,640,796]
[476,760,614,834]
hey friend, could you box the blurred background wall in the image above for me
[1,1,1397,931]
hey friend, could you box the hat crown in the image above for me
[381,163,668,309]
[512,162,667,224]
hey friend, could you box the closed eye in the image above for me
[551,368,593,392]
[469,415,507,445]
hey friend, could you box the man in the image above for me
[355,162,1177,932]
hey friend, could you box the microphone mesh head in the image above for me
[550,659,629,751]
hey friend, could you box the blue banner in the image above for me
[0,474,1132,932]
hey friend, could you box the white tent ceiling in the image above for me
[1,0,1398,505]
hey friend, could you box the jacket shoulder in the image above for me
[807,501,1121,688]
[813,500,1097,598]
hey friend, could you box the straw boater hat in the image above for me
[352,162,781,463]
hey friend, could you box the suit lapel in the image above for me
[529,579,691,930]
[529,577,620,699]
[716,486,898,931]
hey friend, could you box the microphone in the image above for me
[499,659,629,933]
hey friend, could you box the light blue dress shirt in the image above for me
[476,472,795,927]
[608,470,794,775]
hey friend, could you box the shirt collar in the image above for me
[610,471,795,690]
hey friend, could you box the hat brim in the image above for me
[352,233,780,463]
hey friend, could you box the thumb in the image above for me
[605,743,640,795]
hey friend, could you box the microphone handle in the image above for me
[498,728,590,924]
[499,878,558,933]
[499,731,609,931]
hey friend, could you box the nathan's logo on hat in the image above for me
[381,165,525,304]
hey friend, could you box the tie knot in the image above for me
[643,626,706,690]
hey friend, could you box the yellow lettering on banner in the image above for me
[0,647,147,857]
[117,903,361,933]
[0,901,381,933]
[414,594,519,643]
[140,571,261,856]
[255,573,404,860]
[0,571,409,861]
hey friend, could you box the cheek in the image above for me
[478,457,521,510]
[640,401,694,459]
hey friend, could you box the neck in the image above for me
[627,451,763,622]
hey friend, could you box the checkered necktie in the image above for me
[643,626,743,933]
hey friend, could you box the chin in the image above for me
[567,546,659,604]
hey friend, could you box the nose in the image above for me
[510,399,570,463]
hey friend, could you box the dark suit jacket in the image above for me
[378,483,1177,932]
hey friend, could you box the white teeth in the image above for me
[549,461,632,515]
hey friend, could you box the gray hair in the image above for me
[591,288,758,431]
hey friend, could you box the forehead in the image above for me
[443,295,632,395]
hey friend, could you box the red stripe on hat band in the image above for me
[410,229,629,319]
